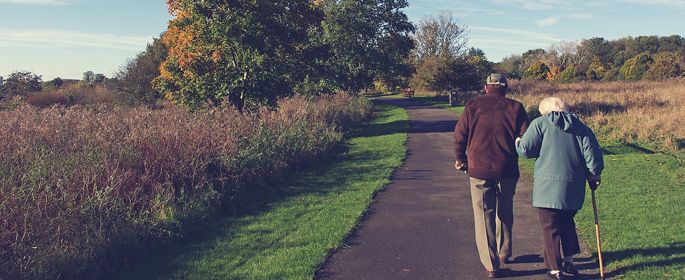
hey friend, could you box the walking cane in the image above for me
[590,183,605,280]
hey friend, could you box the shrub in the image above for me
[558,64,583,82]
[523,61,550,80]
[619,52,652,81]
[26,92,70,108]
[643,52,684,80]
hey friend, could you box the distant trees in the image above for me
[497,35,685,82]
[0,71,43,98]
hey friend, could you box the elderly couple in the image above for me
[453,74,604,279]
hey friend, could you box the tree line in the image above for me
[496,35,685,82]
[2,2,684,111]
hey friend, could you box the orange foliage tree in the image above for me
[155,0,324,111]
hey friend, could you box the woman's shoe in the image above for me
[563,261,579,276]
[546,270,565,280]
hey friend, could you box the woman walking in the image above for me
[515,97,604,279]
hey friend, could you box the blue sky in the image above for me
[1,0,684,81]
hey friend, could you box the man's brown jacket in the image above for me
[453,91,530,179]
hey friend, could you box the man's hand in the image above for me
[455,160,467,173]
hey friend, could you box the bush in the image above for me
[643,52,684,80]
[558,64,584,82]
[523,61,550,80]
[25,92,70,108]
[0,93,371,279]
[619,52,652,81]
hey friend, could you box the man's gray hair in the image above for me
[538,97,569,115]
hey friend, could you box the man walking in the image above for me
[453,73,530,278]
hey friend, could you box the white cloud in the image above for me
[534,13,595,27]
[536,16,560,26]
[0,0,74,5]
[0,29,151,51]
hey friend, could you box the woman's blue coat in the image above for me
[516,111,604,210]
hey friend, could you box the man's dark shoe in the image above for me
[563,261,579,276]
[546,270,565,280]
[487,270,499,278]
[499,256,509,264]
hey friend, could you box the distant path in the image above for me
[315,97,598,279]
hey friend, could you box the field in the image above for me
[2,78,684,279]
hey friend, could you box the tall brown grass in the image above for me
[0,93,372,279]
[508,78,685,152]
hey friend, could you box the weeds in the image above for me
[508,78,685,153]
[0,93,371,279]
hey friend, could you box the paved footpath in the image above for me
[316,97,600,280]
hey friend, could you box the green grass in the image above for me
[387,93,465,115]
[108,100,409,280]
[520,151,685,279]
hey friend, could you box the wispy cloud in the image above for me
[0,0,75,5]
[535,16,560,26]
[0,29,151,51]
[534,13,595,26]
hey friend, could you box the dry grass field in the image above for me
[508,78,685,152]
[0,93,372,279]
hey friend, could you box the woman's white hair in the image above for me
[538,97,569,115]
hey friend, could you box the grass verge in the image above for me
[108,99,409,279]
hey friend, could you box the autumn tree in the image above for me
[619,53,652,81]
[523,61,550,80]
[643,52,684,80]
[586,56,609,81]
[155,0,325,111]
[558,64,583,82]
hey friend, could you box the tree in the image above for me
[586,56,608,81]
[155,0,325,111]
[410,10,478,92]
[41,77,64,92]
[657,35,685,54]
[558,64,583,82]
[83,71,96,83]
[523,61,550,80]
[319,0,415,93]
[643,52,684,80]
[115,35,168,105]
[0,70,42,97]
[619,52,652,81]
[495,54,524,79]
[412,10,468,60]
